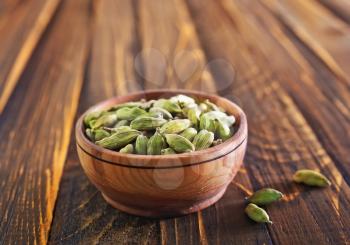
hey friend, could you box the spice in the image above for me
[84,94,236,155]
[247,188,283,205]
[245,203,272,224]
[293,169,331,187]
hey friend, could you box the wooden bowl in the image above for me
[75,89,247,217]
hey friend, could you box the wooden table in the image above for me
[1,0,350,244]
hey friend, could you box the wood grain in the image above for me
[221,0,350,186]
[318,0,350,23]
[0,0,60,113]
[0,0,90,243]
[261,0,350,85]
[48,1,161,244]
[0,0,349,243]
[187,0,350,244]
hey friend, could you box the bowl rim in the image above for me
[75,89,247,168]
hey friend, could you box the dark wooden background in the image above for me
[0,0,350,244]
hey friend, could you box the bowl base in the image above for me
[101,187,227,218]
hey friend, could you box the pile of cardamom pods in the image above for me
[244,169,331,224]
[83,94,236,154]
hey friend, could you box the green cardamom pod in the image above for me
[170,94,195,107]
[187,107,200,128]
[161,148,176,155]
[84,110,104,126]
[204,99,222,112]
[193,129,214,150]
[199,102,209,112]
[147,131,166,155]
[119,144,134,154]
[96,129,141,150]
[91,113,118,129]
[116,107,147,120]
[135,135,148,155]
[180,127,197,141]
[149,107,173,119]
[215,119,232,140]
[245,203,272,224]
[153,99,182,113]
[130,117,167,131]
[93,128,111,141]
[201,111,235,127]
[293,169,331,187]
[199,114,217,132]
[114,119,129,128]
[159,119,191,134]
[85,128,94,141]
[109,101,144,111]
[88,119,97,129]
[247,188,283,205]
[164,134,195,153]
[104,126,131,134]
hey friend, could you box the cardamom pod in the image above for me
[199,114,216,132]
[161,148,176,155]
[130,117,167,131]
[93,128,111,141]
[216,119,232,140]
[89,119,97,129]
[164,134,195,153]
[147,131,166,155]
[85,128,94,141]
[170,94,195,107]
[245,203,272,224]
[159,119,191,134]
[91,113,118,129]
[104,126,131,133]
[186,107,200,128]
[84,110,103,126]
[96,129,141,150]
[119,144,134,154]
[135,135,148,155]
[193,129,214,150]
[199,102,209,112]
[149,107,173,119]
[293,169,331,187]
[114,119,129,128]
[153,99,182,113]
[116,107,147,120]
[180,127,197,141]
[247,188,283,205]
[204,99,225,112]
[109,101,144,111]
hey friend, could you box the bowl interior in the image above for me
[76,89,247,168]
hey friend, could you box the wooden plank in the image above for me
[49,0,273,244]
[48,1,161,244]
[261,0,350,85]
[214,0,350,186]
[318,0,350,23]
[0,0,60,113]
[136,0,217,92]
[0,0,90,243]
[137,0,272,244]
[186,0,350,244]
